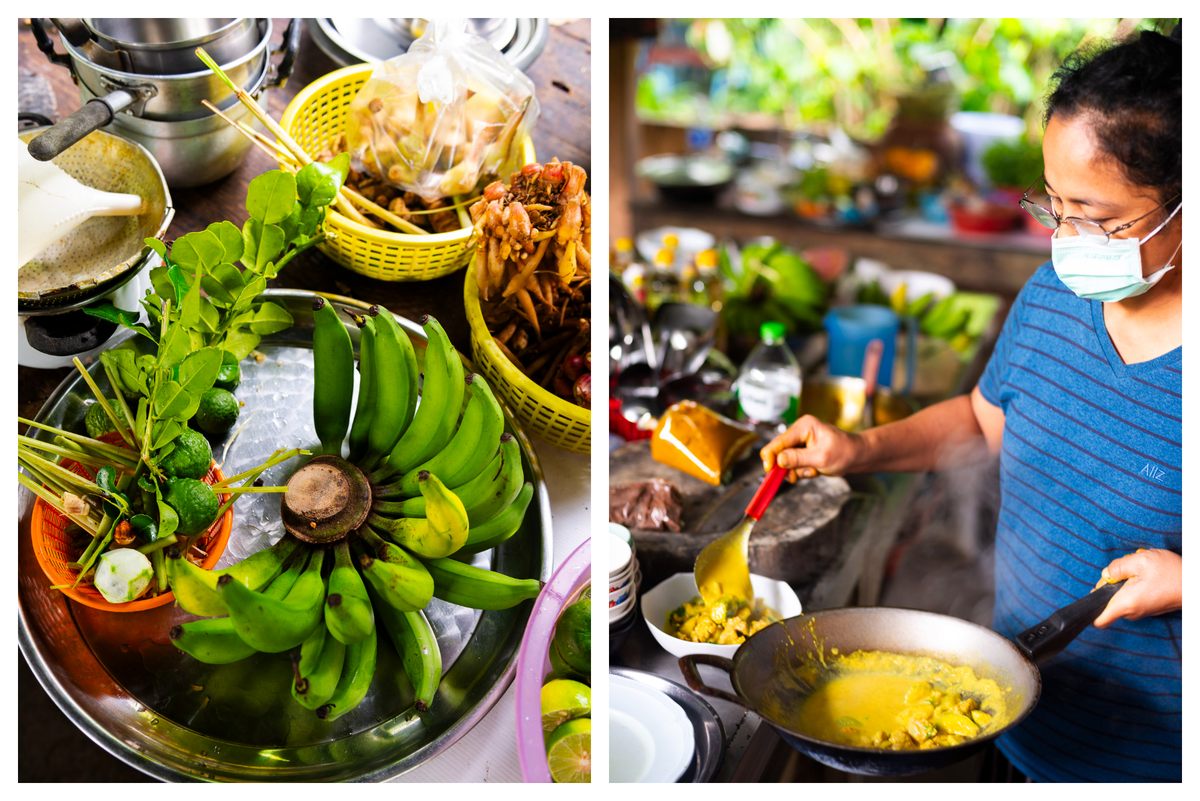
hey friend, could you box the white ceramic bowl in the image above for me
[640,572,803,659]
[609,673,695,782]
[609,590,638,623]
[877,270,956,304]
[609,533,634,578]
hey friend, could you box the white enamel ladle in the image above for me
[18,138,145,268]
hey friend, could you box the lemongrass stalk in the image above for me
[137,534,178,556]
[151,549,167,592]
[17,418,137,463]
[20,450,106,498]
[453,195,471,230]
[99,358,140,451]
[220,485,288,494]
[72,358,135,449]
[210,448,308,489]
[17,472,100,537]
[72,531,113,587]
[18,436,130,471]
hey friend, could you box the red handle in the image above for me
[745,466,788,521]
[861,338,884,398]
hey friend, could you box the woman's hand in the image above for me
[760,414,864,482]
[1093,549,1182,627]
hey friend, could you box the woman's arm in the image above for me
[761,386,1005,480]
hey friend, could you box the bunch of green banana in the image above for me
[919,295,973,346]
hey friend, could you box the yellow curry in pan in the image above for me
[771,650,1014,751]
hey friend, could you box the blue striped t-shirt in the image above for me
[978,262,1182,782]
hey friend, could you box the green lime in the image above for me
[193,388,240,436]
[84,398,126,439]
[541,678,591,732]
[551,596,591,675]
[158,428,213,479]
[546,718,591,783]
[214,350,241,391]
[165,478,219,536]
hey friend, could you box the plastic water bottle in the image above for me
[736,321,802,429]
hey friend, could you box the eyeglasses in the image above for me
[1019,177,1181,243]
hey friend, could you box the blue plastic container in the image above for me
[824,305,900,387]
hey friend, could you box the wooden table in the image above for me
[16,17,590,783]
[18,17,591,419]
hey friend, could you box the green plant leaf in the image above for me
[149,266,177,304]
[95,466,118,494]
[145,238,167,259]
[222,329,261,360]
[159,323,191,369]
[167,264,190,305]
[153,380,193,420]
[231,275,268,313]
[151,419,184,450]
[156,491,179,540]
[197,294,221,334]
[129,513,158,542]
[242,220,287,273]
[296,159,344,208]
[246,301,293,335]
[171,230,226,272]
[178,348,222,397]
[207,220,245,263]
[100,348,148,397]
[246,170,297,225]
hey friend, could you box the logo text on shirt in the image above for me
[1140,462,1166,481]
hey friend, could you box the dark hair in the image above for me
[1045,29,1181,203]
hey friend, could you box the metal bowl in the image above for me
[309,18,549,72]
[799,375,919,432]
[18,290,553,781]
[81,18,261,75]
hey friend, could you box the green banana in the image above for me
[920,295,957,336]
[316,626,377,721]
[372,440,501,505]
[457,481,535,556]
[346,312,378,463]
[421,556,542,610]
[356,529,435,611]
[219,549,326,653]
[368,472,469,558]
[906,291,937,319]
[374,433,519,522]
[363,308,420,468]
[376,316,466,479]
[169,617,258,664]
[167,537,300,617]
[369,583,441,713]
[393,373,504,495]
[312,297,355,455]
[324,540,374,645]
[292,616,347,711]
[169,555,306,664]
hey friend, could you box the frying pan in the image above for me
[679,582,1122,776]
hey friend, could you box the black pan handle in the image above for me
[1016,581,1124,663]
[268,18,302,89]
[678,653,745,707]
[26,91,136,161]
[30,18,72,67]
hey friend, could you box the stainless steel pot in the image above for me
[679,583,1121,776]
[73,18,260,75]
[29,18,300,186]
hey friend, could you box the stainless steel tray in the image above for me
[308,18,548,72]
[17,289,553,781]
[610,668,725,783]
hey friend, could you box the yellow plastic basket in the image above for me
[464,257,591,454]
[279,64,535,282]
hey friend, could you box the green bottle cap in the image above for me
[760,321,787,343]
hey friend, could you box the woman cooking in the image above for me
[762,30,1181,782]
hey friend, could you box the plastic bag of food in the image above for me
[344,19,539,202]
[609,479,685,532]
[650,401,758,486]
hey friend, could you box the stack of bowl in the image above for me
[609,523,641,653]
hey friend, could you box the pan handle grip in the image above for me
[745,466,787,521]
[30,19,71,67]
[26,94,131,161]
[1016,581,1123,663]
[678,653,745,707]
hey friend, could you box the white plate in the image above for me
[609,674,695,782]
[635,226,716,266]
[609,532,633,576]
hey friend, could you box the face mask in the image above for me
[1052,202,1183,302]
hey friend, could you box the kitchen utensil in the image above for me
[635,154,734,203]
[824,304,903,388]
[610,673,696,782]
[309,18,549,72]
[610,668,726,783]
[679,582,1123,777]
[18,140,144,267]
[653,302,717,381]
[693,466,787,605]
[514,538,590,783]
[635,226,716,265]
[18,289,552,781]
[640,572,803,660]
[66,18,261,75]
[29,18,298,185]
[859,338,883,430]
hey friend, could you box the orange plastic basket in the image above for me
[30,455,232,613]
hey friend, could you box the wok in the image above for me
[679,582,1121,776]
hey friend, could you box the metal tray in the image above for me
[610,668,725,783]
[17,289,553,781]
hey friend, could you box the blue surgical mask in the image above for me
[1052,202,1183,302]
